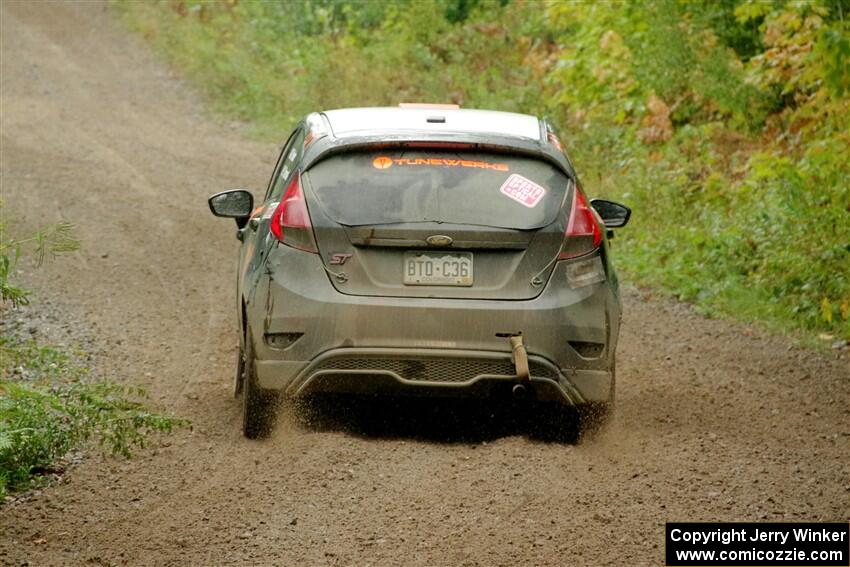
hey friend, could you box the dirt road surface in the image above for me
[1,2,848,566]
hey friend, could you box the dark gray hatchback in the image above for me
[209,106,631,439]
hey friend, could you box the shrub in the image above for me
[0,368,183,498]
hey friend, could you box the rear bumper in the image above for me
[281,348,613,404]
[248,246,619,404]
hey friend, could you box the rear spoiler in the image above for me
[301,131,576,179]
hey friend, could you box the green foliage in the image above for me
[0,359,185,499]
[0,219,79,308]
[115,0,850,338]
[817,24,850,97]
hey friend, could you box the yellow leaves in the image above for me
[764,25,783,47]
[599,30,621,51]
[545,1,579,29]
[748,151,793,180]
[734,0,772,24]
[614,108,627,124]
[593,63,613,83]
[522,38,558,81]
[703,170,727,199]
[647,95,670,117]
[804,15,824,32]
[821,297,850,323]
[747,4,834,114]
[698,29,720,50]
[470,22,504,38]
[638,94,673,144]
[785,13,802,33]
[821,297,833,323]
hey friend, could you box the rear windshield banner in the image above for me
[372,155,509,172]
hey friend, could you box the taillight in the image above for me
[269,173,318,253]
[558,184,602,260]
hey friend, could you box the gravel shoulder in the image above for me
[1,2,848,566]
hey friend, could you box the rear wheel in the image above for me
[233,346,245,398]
[242,326,278,439]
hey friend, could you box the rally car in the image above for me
[209,105,631,439]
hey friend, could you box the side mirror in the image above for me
[208,190,254,229]
[590,199,631,229]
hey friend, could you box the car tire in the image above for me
[242,326,277,439]
[233,345,245,399]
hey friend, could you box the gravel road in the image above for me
[1,2,847,566]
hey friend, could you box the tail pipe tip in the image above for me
[512,383,528,399]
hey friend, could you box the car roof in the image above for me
[322,107,543,142]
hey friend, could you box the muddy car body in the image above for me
[209,106,631,438]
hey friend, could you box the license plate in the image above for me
[403,252,473,286]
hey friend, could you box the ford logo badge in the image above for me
[425,235,453,247]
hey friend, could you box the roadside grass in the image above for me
[0,219,186,501]
[0,335,187,501]
[113,0,850,342]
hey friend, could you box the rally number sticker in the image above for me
[499,174,546,208]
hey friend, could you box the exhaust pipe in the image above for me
[498,332,531,399]
[508,334,530,384]
[512,383,528,399]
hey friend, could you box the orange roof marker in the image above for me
[398,103,460,109]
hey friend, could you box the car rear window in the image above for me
[303,150,570,230]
